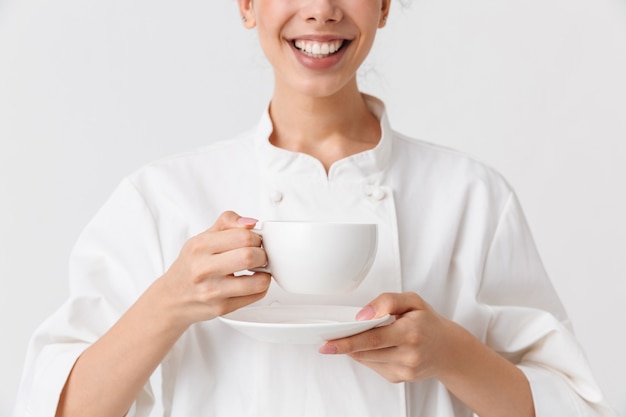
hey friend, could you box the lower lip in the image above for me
[290,41,348,71]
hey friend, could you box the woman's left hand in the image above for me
[318,292,457,383]
[319,292,535,417]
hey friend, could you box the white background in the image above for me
[1,0,625,414]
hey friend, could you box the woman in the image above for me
[14,0,616,416]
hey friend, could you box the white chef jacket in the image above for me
[14,95,617,417]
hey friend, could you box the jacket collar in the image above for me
[254,94,392,182]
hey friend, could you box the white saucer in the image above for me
[218,305,392,344]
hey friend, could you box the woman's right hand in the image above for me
[155,210,270,328]
[56,211,270,417]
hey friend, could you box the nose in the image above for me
[302,0,343,24]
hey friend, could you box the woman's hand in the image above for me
[56,211,271,417]
[156,210,271,328]
[318,292,535,417]
[318,292,451,383]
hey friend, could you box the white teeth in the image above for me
[293,39,344,57]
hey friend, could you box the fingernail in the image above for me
[237,217,258,226]
[318,344,338,354]
[356,305,375,321]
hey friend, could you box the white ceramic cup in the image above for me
[252,221,378,295]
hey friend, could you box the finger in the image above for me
[319,323,399,355]
[190,228,263,256]
[217,272,272,299]
[209,211,258,232]
[196,246,268,277]
[357,292,426,320]
[348,346,399,364]
[348,356,409,384]
[219,289,270,316]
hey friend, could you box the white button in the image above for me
[270,190,283,203]
[369,187,386,201]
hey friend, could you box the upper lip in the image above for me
[287,34,352,42]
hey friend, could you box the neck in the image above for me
[268,82,381,172]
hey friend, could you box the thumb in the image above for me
[356,292,425,321]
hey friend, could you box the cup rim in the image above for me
[259,220,376,226]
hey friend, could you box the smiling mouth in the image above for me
[292,39,347,58]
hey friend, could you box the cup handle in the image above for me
[249,228,270,274]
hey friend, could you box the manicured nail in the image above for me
[319,344,338,354]
[237,217,258,226]
[356,305,376,321]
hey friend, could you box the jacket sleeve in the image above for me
[477,193,617,417]
[13,178,164,417]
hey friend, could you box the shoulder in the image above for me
[390,130,512,192]
[100,129,262,223]
[388,130,515,220]
[126,130,258,191]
